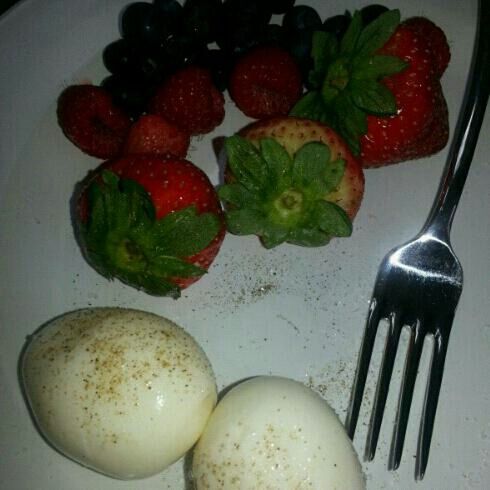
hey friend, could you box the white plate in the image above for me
[1,1,489,488]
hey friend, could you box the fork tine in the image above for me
[346,297,383,439]
[415,328,451,480]
[365,312,403,461]
[388,322,425,471]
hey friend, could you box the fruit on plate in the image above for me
[217,0,273,57]
[22,307,217,480]
[192,376,365,489]
[149,66,225,135]
[57,85,132,159]
[123,114,190,158]
[291,9,450,167]
[359,15,450,167]
[76,155,225,298]
[218,116,364,248]
[403,16,450,79]
[229,46,303,119]
[280,4,322,80]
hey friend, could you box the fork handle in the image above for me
[423,0,490,238]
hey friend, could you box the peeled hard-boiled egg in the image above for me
[21,307,217,480]
[192,376,365,489]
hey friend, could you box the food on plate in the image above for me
[121,2,178,48]
[283,4,322,33]
[322,5,389,42]
[57,85,131,159]
[191,376,365,489]
[217,0,273,57]
[102,0,186,120]
[58,3,450,171]
[359,15,450,167]
[149,66,225,135]
[195,48,235,92]
[21,307,217,480]
[229,46,303,119]
[123,114,190,158]
[76,155,225,297]
[181,0,224,45]
[101,73,157,120]
[322,11,352,42]
[290,9,450,167]
[219,116,364,248]
[280,4,322,78]
[402,16,450,79]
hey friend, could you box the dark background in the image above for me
[1,0,19,17]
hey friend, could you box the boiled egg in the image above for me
[21,307,217,480]
[192,375,365,489]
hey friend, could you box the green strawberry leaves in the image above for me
[290,9,408,155]
[349,79,397,114]
[355,9,401,56]
[218,136,352,248]
[352,55,408,81]
[81,171,220,298]
[340,10,364,55]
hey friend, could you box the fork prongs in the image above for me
[415,327,450,480]
[364,311,403,462]
[345,297,383,439]
[348,309,452,479]
[388,321,425,471]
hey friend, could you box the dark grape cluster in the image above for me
[100,1,389,118]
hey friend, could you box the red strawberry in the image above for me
[373,81,449,165]
[229,46,303,119]
[57,84,131,159]
[123,114,190,158]
[77,155,225,297]
[149,67,225,135]
[403,17,451,78]
[360,21,449,167]
[219,117,364,248]
[290,10,450,168]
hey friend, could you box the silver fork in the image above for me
[345,0,490,480]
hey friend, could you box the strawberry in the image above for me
[57,84,131,159]
[123,114,190,158]
[149,66,225,135]
[403,17,450,78]
[359,22,449,167]
[290,10,450,168]
[363,81,449,167]
[229,46,303,119]
[218,116,364,248]
[77,155,225,297]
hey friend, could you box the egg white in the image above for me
[192,376,365,489]
[22,307,217,480]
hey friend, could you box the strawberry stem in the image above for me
[79,171,220,297]
[219,136,352,248]
[290,9,407,154]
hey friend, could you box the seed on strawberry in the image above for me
[57,84,132,159]
[229,46,303,119]
[123,114,190,158]
[149,66,225,135]
[219,116,364,248]
[76,155,225,297]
